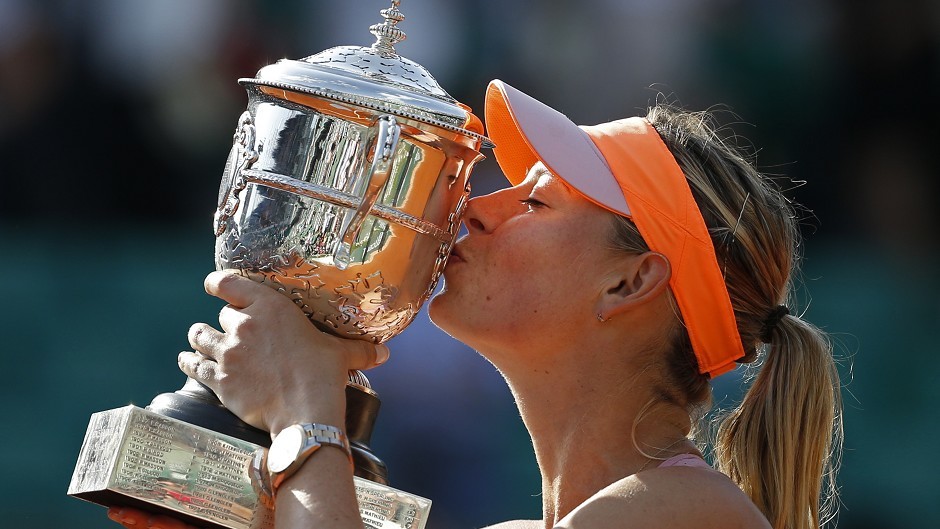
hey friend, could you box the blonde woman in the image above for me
[111,80,841,529]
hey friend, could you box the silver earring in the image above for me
[596,313,607,323]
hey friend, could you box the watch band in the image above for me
[293,423,353,465]
[250,448,276,509]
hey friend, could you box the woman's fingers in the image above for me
[372,343,390,368]
[338,339,390,370]
[204,270,273,308]
[178,350,221,387]
[107,507,196,529]
[218,304,249,334]
[107,507,136,528]
[188,322,225,357]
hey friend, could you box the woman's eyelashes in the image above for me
[519,197,546,210]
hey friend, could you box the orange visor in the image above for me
[485,80,745,377]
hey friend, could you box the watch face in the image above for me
[267,425,305,473]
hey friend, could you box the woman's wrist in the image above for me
[267,385,347,437]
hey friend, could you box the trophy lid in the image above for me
[240,1,491,147]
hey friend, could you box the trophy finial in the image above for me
[369,0,406,55]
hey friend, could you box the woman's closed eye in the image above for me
[520,198,546,210]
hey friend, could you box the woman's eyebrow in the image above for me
[532,167,573,196]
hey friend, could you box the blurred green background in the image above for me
[1,1,938,528]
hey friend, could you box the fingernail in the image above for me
[375,344,390,366]
[107,509,121,521]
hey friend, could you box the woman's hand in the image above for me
[178,271,389,434]
[107,507,195,529]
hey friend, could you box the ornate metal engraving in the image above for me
[423,187,469,301]
[217,223,416,343]
[214,112,260,236]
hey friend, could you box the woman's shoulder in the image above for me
[556,463,771,529]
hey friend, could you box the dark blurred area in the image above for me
[1,0,938,528]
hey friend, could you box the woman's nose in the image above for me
[462,196,489,233]
[462,188,515,234]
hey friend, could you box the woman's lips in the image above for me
[447,247,465,264]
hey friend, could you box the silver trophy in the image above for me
[68,2,489,528]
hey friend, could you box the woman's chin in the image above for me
[427,292,465,336]
[426,292,448,327]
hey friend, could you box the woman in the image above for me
[109,80,841,529]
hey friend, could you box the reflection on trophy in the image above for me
[68,2,489,528]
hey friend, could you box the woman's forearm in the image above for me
[274,447,363,528]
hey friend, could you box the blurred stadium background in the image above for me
[1,0,937,527]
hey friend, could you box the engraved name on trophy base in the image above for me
[68,406,431,529]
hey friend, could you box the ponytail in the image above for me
[715,315,842,529]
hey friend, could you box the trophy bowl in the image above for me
[213,51,488,343]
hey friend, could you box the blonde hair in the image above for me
[608,107,842,529]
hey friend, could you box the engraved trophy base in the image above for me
[68,406,431,529]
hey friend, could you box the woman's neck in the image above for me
[504,359,694,527]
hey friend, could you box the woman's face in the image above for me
[429,162,624,358]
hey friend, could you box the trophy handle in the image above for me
[214,111,259,236]
[333,115,401,270]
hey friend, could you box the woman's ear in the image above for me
[595,252,671,321]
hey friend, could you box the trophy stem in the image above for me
[344,376,389,485]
